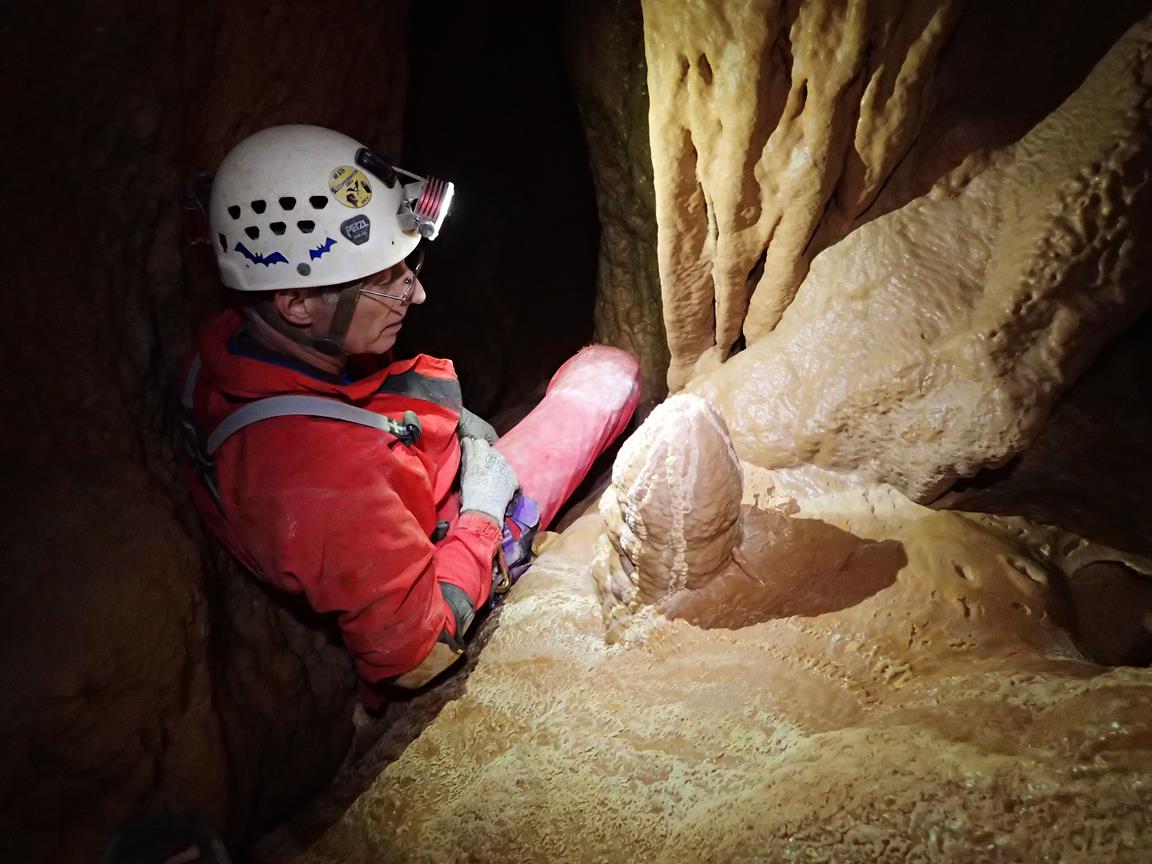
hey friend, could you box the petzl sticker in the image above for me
[329,165,373,208]
[340,215,371,245]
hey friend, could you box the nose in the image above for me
[409,276,426,306]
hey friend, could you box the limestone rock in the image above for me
[691,13,1152,500]
[565,0,670,405]
[294,482,1152,864]
[593,394,742,636]
[643,0,967,388]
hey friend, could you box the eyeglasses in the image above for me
[358,247,425,305]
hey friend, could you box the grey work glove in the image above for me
[459,437,519,525]
[457,406,499,444]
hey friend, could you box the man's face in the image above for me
[310,260,426,355]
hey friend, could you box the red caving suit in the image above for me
[185,309,640,687]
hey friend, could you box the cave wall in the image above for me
[690,12,1152,500]
[565,0,670,406]
[632,0,1152,501]
[0,2,409,860]
[643,0,1152,392]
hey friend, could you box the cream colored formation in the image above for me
[594,395,743,639]
[292,8,1152,864]
[643,0,967,389]
[690,11,1152,500]
[297,457,1152,863]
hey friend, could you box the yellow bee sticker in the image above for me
[329,166,373,208]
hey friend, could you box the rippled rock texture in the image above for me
[296,469,1152,863]
[689,11,1152,500]
[646,0,968,389]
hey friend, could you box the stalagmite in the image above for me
[593,394,742,638]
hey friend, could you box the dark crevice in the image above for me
[697,52,713,85]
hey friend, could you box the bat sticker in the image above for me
[309,237,337,260]
[235,242,288,266]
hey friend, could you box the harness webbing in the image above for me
[206,394,420,455]
[178,352,425,575]
[181,353,422,458]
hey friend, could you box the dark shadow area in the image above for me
[858,0,1152,230]
[396,2,601,420]
[662,506,907,630]
[251,602,507,862]
[937,309,1152,559]
[1068,562,1152,667]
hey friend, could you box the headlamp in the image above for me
[396,170,455,240]
[354,146,455,241]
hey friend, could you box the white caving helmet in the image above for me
[207,125,454,354]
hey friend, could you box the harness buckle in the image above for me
[492,546,513,596]
[395,409,423,446]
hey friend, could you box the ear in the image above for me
[272,288,314,326]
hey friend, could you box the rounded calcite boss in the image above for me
[597,394,743,618]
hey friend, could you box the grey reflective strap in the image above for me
[377,368,463,412]
[206,395,415,456]
[182,354,202,410]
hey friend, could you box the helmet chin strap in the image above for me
[252,283,361,357]
[310,283,361,356]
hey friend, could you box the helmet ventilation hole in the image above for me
[270,222,286,235]
[218,233,228,252]
[251,199,267,214]
[279,196,296,210]
[244,226,260,239]
[227,205,241,219]
[309,195,328,209]
[297,220,315,234]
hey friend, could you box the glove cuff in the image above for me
[459,504,504,527]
